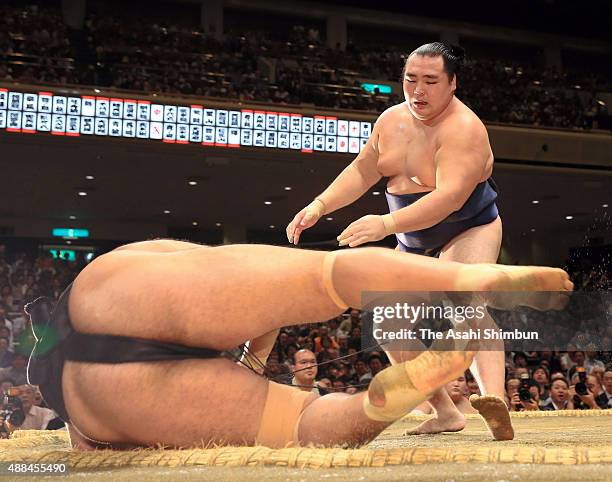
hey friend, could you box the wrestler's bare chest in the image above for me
[376,111,441,193]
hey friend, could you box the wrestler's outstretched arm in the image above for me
[286,119,382,244]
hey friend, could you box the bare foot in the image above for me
[405,350,476,395]
[368,351,475,420]
[469,394,514,441]
[456,264,574,311]
[405,410,466,435]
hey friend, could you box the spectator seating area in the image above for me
[1,4,610,130]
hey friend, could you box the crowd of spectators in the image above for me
[1,4,610,131]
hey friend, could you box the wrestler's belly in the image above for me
[386,175,434,195]
[62,357,269,447]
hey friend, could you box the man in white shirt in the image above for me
[291,349,328,396]
[16,385,57,430]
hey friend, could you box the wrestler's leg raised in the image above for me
[63,242,571,448]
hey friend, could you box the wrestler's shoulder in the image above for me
[441,105,487,139]
[374,103,408,126]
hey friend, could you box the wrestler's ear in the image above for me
[450,73,457,92]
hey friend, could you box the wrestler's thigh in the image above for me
[440,216,502,264]
[69,245,340,350]
[63,358,268,447]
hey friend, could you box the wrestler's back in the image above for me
[376,98,494,195]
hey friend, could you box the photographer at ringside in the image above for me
[508,374,540,412]
[568,369,604,410]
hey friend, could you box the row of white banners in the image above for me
[0,90,372,151]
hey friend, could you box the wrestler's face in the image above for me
[403,54,456,122]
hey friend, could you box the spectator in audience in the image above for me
[445,375,478,414]
[0,306,13,349]
[505,377,519,409]
[16,385,58,430]
[290,349,328,396]
[465,372,481,396]
[0,354,28,385]
[567,351,587,380]
[513,352,529,369]
[330,378,346,393]
[508,379,540,412]
[354,358,372,386]
[532,365,551,405]
[542,378,573,410]
[0,377,14,394]
[367,353,384,377]
[0,336,13,368]
[568,373,605,410]
[313,325,338,354]
[596,369,612,409]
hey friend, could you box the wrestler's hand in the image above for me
[337,215,387,247]
[286,200,325,244]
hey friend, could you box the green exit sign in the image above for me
[360,83,392,94]
[52,228,90,239]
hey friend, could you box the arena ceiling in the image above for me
[1,131,611,256]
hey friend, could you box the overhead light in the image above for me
[93,88,100,93]
[69,215,76,220]
[269,225,275,229]
[326,217,333,221]
[163,210,171,214]
[530,228,536,232]
[565,215,573,220]
[372,191,381,196]
[85,175,95,180]
[531,200,540,204]
[603,204,609,208]
[188,180,198,186]
[192,221,198,226]
[78,191,88,196]
[284,186,292,191]
[264,201,272,205]
[215,222,222,227]
[66,240,72,245]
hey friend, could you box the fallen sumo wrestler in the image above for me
[25,239,572,449]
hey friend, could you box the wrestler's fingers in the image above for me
[338,233,358,247]
[337,225,358,241]
[293,226,304,245]
[348,236,370,248]
[286,221,296,243]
